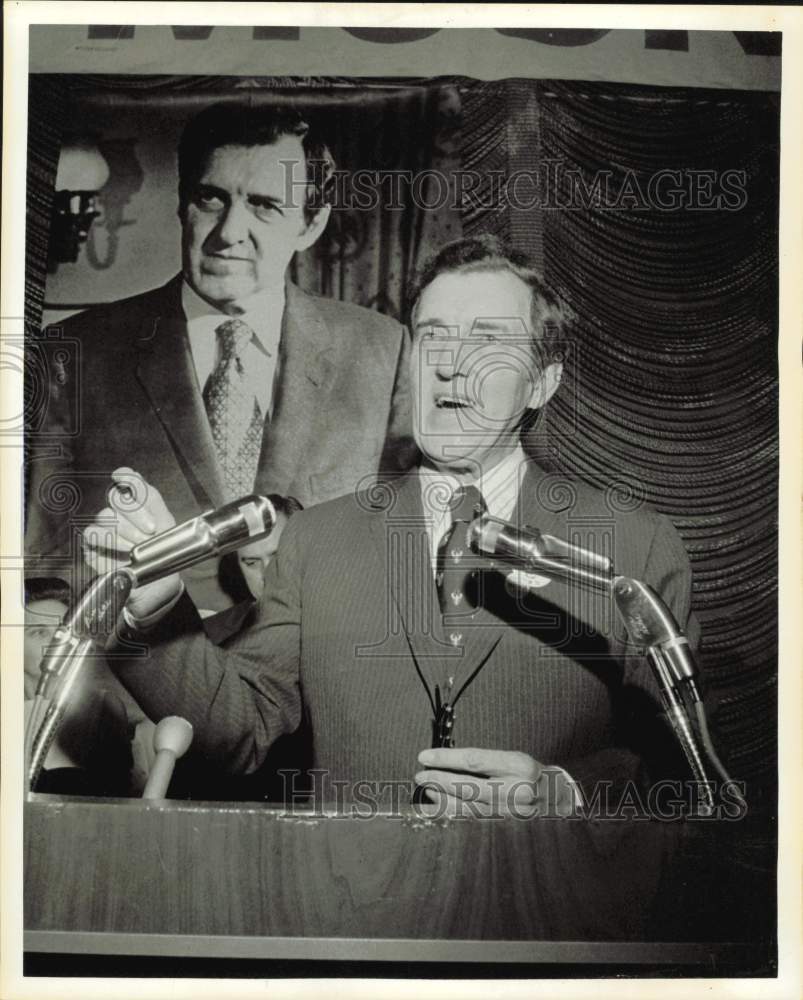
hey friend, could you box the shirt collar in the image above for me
[418,444,528,525]
[180,278,286,345]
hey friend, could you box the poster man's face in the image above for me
[181,137,327,310]
[411,269,561,476]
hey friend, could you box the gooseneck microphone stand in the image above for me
[468,515,744,817]
[25,493,277,792]
[25,568,136,792]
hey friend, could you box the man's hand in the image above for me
[83,468,182,621]
[415,747,579,817]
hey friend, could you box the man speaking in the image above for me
[27,101,412,610]
[85,235,696,812]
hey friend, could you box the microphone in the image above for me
[467,514,612,592]
[469,516,733,814]
[142,716,194,800]
[124,494,277,586]
[612,577,700,691]
[27,494,275,787]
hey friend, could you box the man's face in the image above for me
[411,269,561,475]
[24,598,68,700]
[237,512,288,600]
[181,137,328,310]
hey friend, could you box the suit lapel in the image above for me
[363,474,461,677]
[509,462,610,640]
[363,472,507,702]
[134,277,225,508]
[253,283,336,498]
[509,462,576,545]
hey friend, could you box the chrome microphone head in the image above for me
[467,514,503,556]
[126,494,278,585]
[467,514,612,591]
[467,515,543,564]
[206,494,278,556]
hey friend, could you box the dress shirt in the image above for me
[418,445,552,591]
[419,444,530,571]
[182,280,284,419]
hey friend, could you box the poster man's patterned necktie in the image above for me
[203,318,264,500]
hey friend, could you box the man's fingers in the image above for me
[413,784,538,818]
[84,517,135,554]
[415,769,480,801]
[105,468,176,537]
[417,746,541,781]
[82,542,126,576]
[84,510,155,550]
[143,482,176,529]
[108,469,160,535]
[83,471,178,583]
[414,747,549,812]
[414,789,464,818]
[415,768,517,805]
[109,468,149,511]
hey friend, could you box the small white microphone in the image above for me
[142,716,194,800]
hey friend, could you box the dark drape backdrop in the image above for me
[460,79,778,808]
[550,81,778,811]
[292,84,462,318]
[25,74,778,810]
[541,83,778,807]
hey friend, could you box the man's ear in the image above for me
[295,204,331,252]
[527,361,563,410]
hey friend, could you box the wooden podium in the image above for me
[24,794,775,973]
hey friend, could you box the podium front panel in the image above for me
[24,794,775,970]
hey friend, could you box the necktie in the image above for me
[203,318,264,500]
[431,484,487,748]
[436,484,487,615]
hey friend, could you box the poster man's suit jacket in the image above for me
[26,275,414,609]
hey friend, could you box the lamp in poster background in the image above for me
[48,138,110,270]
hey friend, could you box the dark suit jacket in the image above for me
[110,464,697,802]
[26,276,414,609]
[33,687,133,797]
